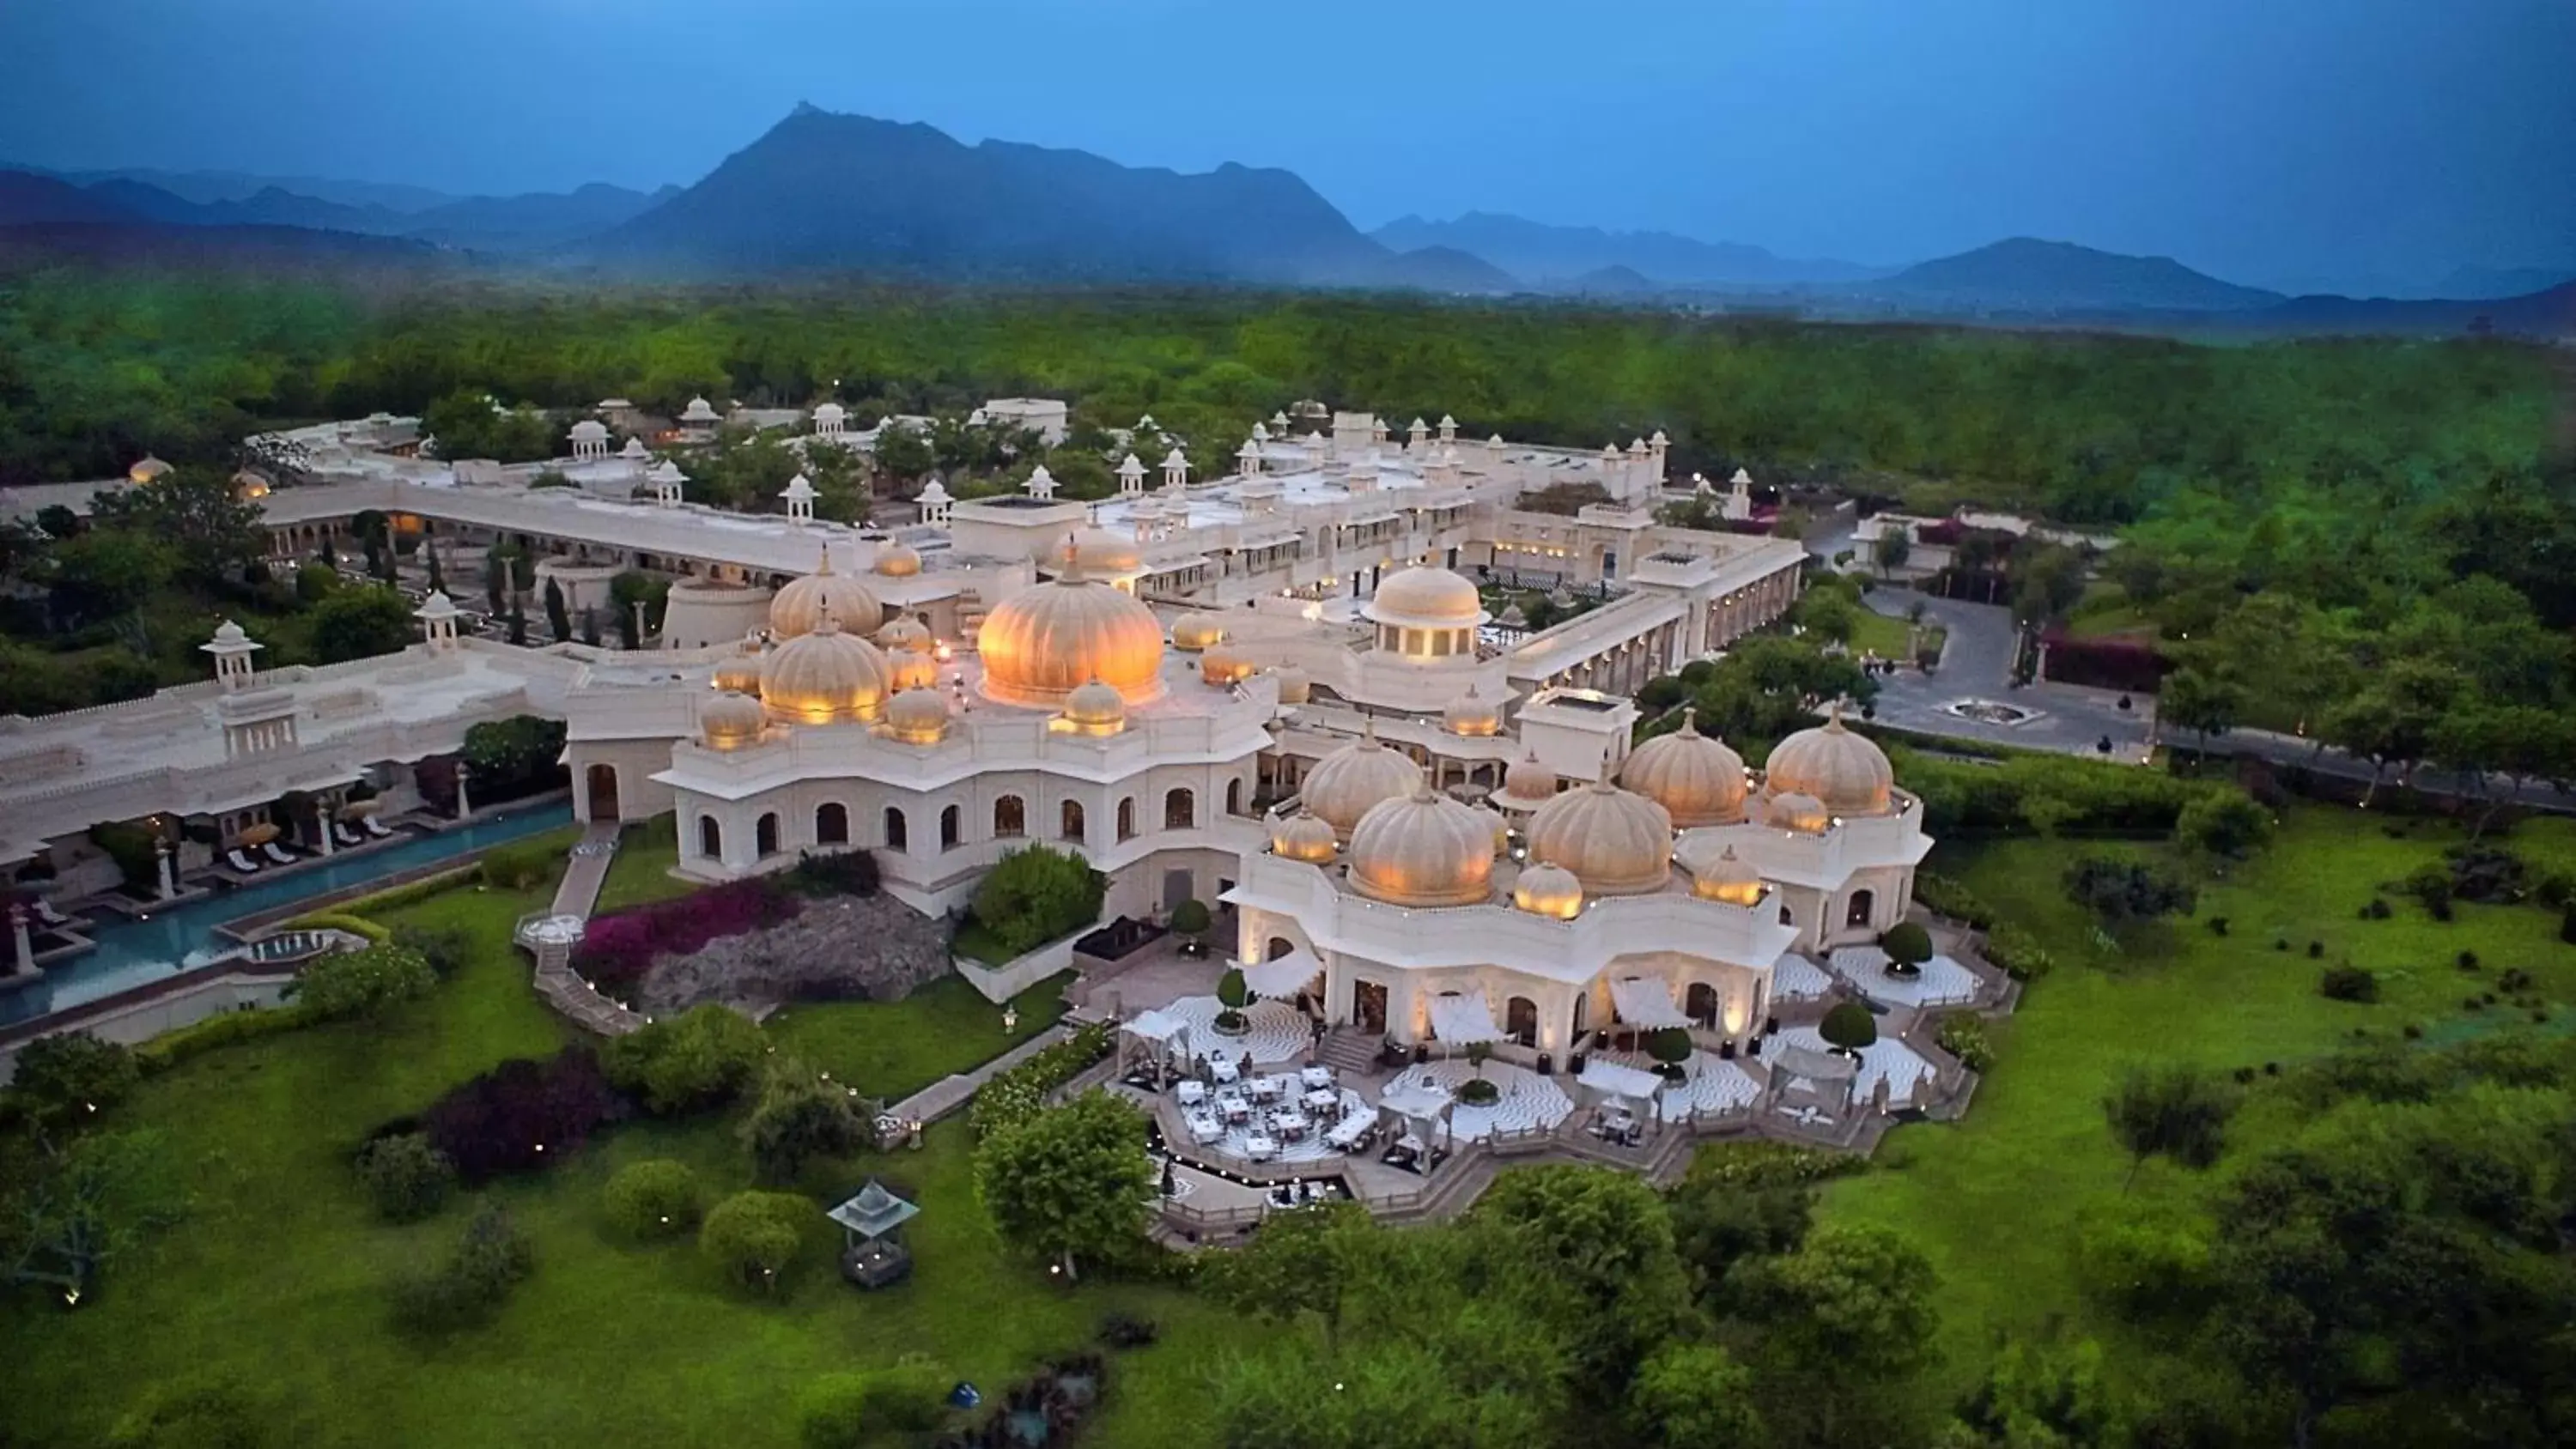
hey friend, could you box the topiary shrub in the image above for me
[389,1202,534,1334]
[1212,965,1249,1031]
[603,1159,702,1240]
[701,1190,814,1294]
[1879,921,1934,978]
[601,1003,765,1116]
[392,924,472,978]
[1820,1001,1878,1055]
[2319,965,2379,1003]
[1645,1026,1693,1078]
[355,1132,454,1222]
[1455,1077,1501,1106]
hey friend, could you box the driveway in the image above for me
[1858,588,2153,761]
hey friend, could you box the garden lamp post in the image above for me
[1003,1005,1019,1034]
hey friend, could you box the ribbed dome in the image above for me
[1526,780,1674,896]
[1066,526,1141,576]
[1301,724,1422,838]
[1498,753,1558,809]
[1766,792,1831,833]
[1691,845,1765,906]
[1443,684,1501,737]
[1270,808,1338,864]
[1269,665,1310,705]
[873,543,921,578]
[977,577,1166,709]
[876,616,932,652]
[1170,614,1227,652]
[210,618,250,646]
[887,650,939,692]
[1060,678,1127,736]
[1764,708,1894,815]
[881,687,951,745]
[1347,784,1497,908]
[769,549,884,640]
[1200,643,1255,687]
[698,690,767,751]
[1620,708,1748,827]
[711,653,764,694]
[758,615,891,724]
[1512,862,1583,920]
[1362,565,1487,628]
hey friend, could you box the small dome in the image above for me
[711,653,764,694]
[568,419,609,443]
[1270,808,1338,864]
[811,401,847,425]
[769,549,884,640]
[1692,846,1765,906]
[127,455,172,483]
[1200,643,1255,687]
[1620,708,1748,827]
[1060,678,1127,736]
[1512,862,1583,920]
[1498,753,1558,809]
[1346,784,1497,908]
[978,576,1167,709]
[758,615,891,724]
[1527,780,1674,896]
[1766,792,1831,834]
[698,690,767,751]
[1362,565,1487,629]
[881,687,951,745]
[210,618,250,646]
[873,543,921,578]
[1269,665,1310,705]
[887,650,939,692]
[1764,708,1894,816]
[876,616,932,652]
[1301,724,1422,838]
[1170,614,1227,652]
[1065,526,1141,577]
[1443,684,1501,737]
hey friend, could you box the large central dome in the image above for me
[770,549,884,640]
[977,575,1166,709]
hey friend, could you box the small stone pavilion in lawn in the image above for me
[829,1178,920,1288]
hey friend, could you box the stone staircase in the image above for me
[1313,1027,1382,1078]
[954,586,987,649]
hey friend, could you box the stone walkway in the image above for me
[524,823,646,1038]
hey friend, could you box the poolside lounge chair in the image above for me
[333,823,363,848]
[31,900,73,928]
[261,840,297,866]
[225,848,262,874]
[361,817,395,840]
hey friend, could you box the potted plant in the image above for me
[1169,898,1211,960]
[1820,1001,1878,1058]
[1212,967,1249,1034]
[1645,1027,1692,1082]
[1880,921,1934,982]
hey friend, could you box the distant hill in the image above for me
[402,182,677,249]
[1868,237,2282,312]
[1371,211,1880,288]
[0,221,447,273]
[3,169,671,254]
[42,165,459,214]
[2425,264,2574,301]
[1560,264,1660,297]
[0,170,139,227]
[588,106,1503,289]
[2232,278,2576,338]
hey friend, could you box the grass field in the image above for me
[593,815,694,914]
[0,864,1249,1449]
[1816,806,2576,1406]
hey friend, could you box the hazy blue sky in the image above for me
[3,0,2568,289]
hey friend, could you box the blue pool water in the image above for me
[3,803,573,1028]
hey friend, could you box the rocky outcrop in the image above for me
[639,893,949,1015]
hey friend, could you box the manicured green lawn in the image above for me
[1815,806,2576,1405]
[1845,605,1918,660]
[766,972,1074,1104]
[593,815,694,913]
[0,879,1249,1449]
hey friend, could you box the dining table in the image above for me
[1209,1059,1240,1085]
[1298,1064,1334,1091]
[1302,1088,1340,1116]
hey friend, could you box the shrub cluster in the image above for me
[777,848,880,899]
[477,840,557,891]
[289,943,437,1022]
[1983,921,2056,980]
[1899,750,2217,838]
[355,1131,455,1222]
[389,1202,534,1333]
[1909,871,1995,929]
[419,1046,616,1183]
[134,1006,311,1074]
[741,1059,872,1185]
[392,924,473,977]
[331,867,478,917]
[1678,1139,1865,1191]
[1935,1011,1996,1073]
[700,1189,816,1293]
[603,1159,702,1240]
[601,1004,766,1116]
[573,879,800,992]
[967,1022,1114,1140]
[796,1355,954,1447]
[2319,964,2381,1003]
[967,846,1105,959]
[282,911,392,943]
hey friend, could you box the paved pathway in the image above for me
[524,822,646,1037]
[550,823,621,916]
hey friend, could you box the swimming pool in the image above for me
[2,803,574,1028]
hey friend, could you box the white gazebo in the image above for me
[1119,1009,1194,1086]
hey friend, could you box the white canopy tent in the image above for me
[1427,990,1509,1048]
[1376,1076,1455,1166]
[1576,1058,1668,1100]
[1241,947,1321,1000]
[1609,976,1692,1029]
[1118,1009,1194,1082]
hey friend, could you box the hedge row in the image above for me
[966,1022,1115,1140]
[329,866,482,919]
[281,912,392,943]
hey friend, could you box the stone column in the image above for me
[318,809,336,857]
[9,906,33,977]
[454,763,473,821]
[156,840,178,900]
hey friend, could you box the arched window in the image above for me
[815,802,848,846]
[756,813,780,857]
[1116,797,1136,842]
[1506,995,1538,1048]
[697,815,723,860]
[1844,888,1875,929]
[1779,904,1795,927]
[1686,981,1719,1028]
[884,808,908,852]
[1226,779,1243,817]
[1060,799,1085,843]
[1163,787,1195,831]
[939,804,961,850]
[993,795,1025,838]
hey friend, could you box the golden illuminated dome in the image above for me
[873,543,921,578]
[977,575,1166,709]
[1620,708,1748,827]
[1270,808,1338,864]
[769,549,884,640]
[1301,723,1422,838]
[882,687,951,744]
[698,690,767,750]
[1066,526,1141,577]
[127,455,172,484]
[1200,643,1255,687]
[1443,684,1501,737]
[877,616,932,652]
[1527,780,1674,896]
[1362,565,1487,629]
[1170,614,1227,652]
[1060,678,1127,736]
[711,652,764,694]
[758,615,891,724]
[1269,665,1310,705]
[1512,862,1583,920]
[1766,791,1831,833]
[1763,707,1894,815]
[1692,846,1765,906]
[887,650,939,692]
[1346,783,1497,908]
[1498,753,1559,809]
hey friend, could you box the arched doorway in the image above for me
[939,804,961,851]
[1570,991,1590,1046]
[884,808,908,852]
[1353,980,1388,1035]
[815,802,848,846]
[1164,788,1195,830]
[993,796,1025,838]
[1226,779,1243,817]
[697,815,722,860]
[1115,797,1136,841]
[1845,888,1875,929]
[1686,981,1719,1029]
[1506,995,1538,1048]
[755,813,780,858]
[585,763,619,821]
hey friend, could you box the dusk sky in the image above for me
[2,0,2568,291]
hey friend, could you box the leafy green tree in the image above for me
[88,466,265,587]
[3,1129,187,1298]
[739,1058,869,1185]
[1199,1200,1368,1351]
[461,714,568,796]
[5,1030,140,1124]
[973,1090,1152,1281]
[1472,1166,1692,1396]
[310,584,416,663]
[1880,921,1935,971]
[354,1133,454,1222]
[1626,1341,1763,1446]
[602,1159,702,1240]
[1732,1223,1940,1378]
[602,1004,765,1116]
[46,530,175,627]
[1942,1337,2119,1449]
[871,422,936,486]
[424,389,556,464]
[2156,666,2245,755]
[1871,528,1911,577]
[2174,789,2271,858]
[609,570,669,650]
[1667,1167,1814,1302]
[389,1201,534,1331]
[289,943,435,1022]
[968,845,1103,956]
[1168,896,1211,949]
[295,561,338,603]
[699,1190,814,1294]
[2101,1063,2236,1187]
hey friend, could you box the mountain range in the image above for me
[3,105,2568,334]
